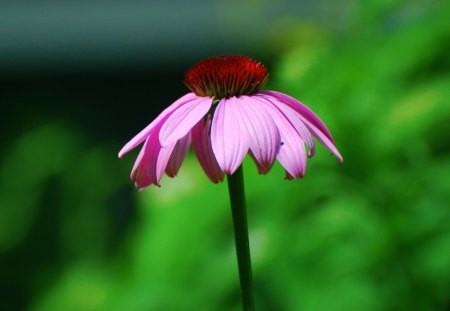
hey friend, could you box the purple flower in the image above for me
[119,55,342,188]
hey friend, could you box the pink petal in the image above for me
[211,97,250,174]
[133,134,158,189]
[118,92,198,158]
[237,96,280,173]
[299,117,343,163]
[165,133,192,177]
[130,139,147,179]
[192,117,224,183]
[254,94,315,157]
[260,90,335,143]
[259,92,342,163]
[256,100,307,178]
[155,142,177,183]
[159,97,213,147]
[133,124,176,188]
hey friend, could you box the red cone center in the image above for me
[184,55,269,99]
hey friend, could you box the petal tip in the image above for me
[118,147,128,159]
[333,151,344,164]
[285,172,305,180]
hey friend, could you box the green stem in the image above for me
[227,165,255,311]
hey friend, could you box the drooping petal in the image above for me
[192,118,224,183]
[211,97,250,174]
[260,90,335,143]
[299,118,343,163]
[256,100,307,179]
[133,134,158,189]
[236,96,280,173]
[130,139,147,179]
[259,91,343,163]
[165,133,192,177]
[133,124,176,188]
[159,97,213,146]
[254,94,315,157]
[118,92,198,158]
[155,143,177,184]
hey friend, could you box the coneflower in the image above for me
[119,55,342,311]
[119,55,342,188]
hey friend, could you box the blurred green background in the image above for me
[1,0,449,310]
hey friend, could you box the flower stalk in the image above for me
[227,165,255,311]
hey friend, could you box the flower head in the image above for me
[119,55,342,189]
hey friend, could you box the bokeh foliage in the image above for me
[1,0,449,310]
